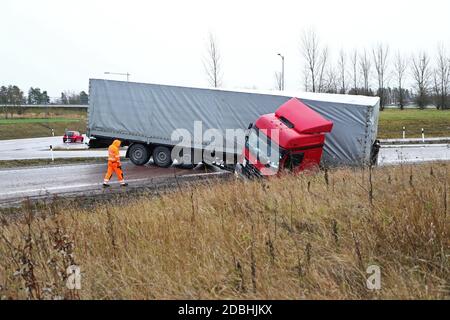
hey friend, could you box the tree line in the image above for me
[204,30,450,110]
[0,86,89,105]
[0,86,25,118]
[0,86,89,118]
[300,30,450,110]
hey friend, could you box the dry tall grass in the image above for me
[0,163,448,300]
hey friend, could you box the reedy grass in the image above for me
[0,163,448,299]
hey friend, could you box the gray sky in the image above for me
[2,0,450,97]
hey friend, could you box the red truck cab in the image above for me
[238,98,333,178]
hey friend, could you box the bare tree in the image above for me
[301,28,328,93]
[359,49,372,95]
[204,32,223,88]
[411,52,431,109]
[350,49,359,93]
[303,65,311,92]
[337,49,347,94]
[317,46,329,93]
[433,44,450,109]
[324,67,338,93]
[274,72,283,91]
[394,52,408,109]
[373,43,389,110]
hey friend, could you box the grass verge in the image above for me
[0,121,87,140]
[0,108,87,140]
[0,163,448,299]
[378,109,450,139]
[0,118,80,125]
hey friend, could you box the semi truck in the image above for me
[88,79,380,176]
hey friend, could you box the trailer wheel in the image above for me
[153,146,172,168]
[129,143,151,166]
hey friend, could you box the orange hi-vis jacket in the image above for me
[104,140,124,184]
[108,140,122,163]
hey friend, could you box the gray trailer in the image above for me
[88,79,380,167]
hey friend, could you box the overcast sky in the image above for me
[2,0,450,97]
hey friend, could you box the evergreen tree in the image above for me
[80,91,89,105]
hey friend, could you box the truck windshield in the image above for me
[246,128,282,169]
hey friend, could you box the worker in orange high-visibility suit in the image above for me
[103,140,128,187]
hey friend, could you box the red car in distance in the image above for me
[63,130,84,143]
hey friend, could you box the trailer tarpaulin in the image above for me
[88,79,380,166]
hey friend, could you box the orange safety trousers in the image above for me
[104,161,124,183]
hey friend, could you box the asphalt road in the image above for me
[378,144,450,165]
[1,136,450,164]
[0,136,123,160]
[0,161,224,206]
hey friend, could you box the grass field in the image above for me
[0,163,448,299]
[0,107,449,140]
[0,121,87,140]
[0,118,80,125]
[0,108,87,140]
[378,109,450,139]
[22,107,87,116]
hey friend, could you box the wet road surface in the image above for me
[378,144,450,165]
[1,136,449,164]
[0,161,224,206]
[0,136,123,160]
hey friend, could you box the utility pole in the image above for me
[277,53,285,90]
[104,72,131,82]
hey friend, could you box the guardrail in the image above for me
[380,137,450,145]
[0,104,88,108]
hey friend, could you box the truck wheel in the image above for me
[129,143,151,166]
[153,146,172,168]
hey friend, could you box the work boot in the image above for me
[103,183,111,188]
[120,183,129,187]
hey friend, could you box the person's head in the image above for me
[113,140,122,148]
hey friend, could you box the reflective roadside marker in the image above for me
[52,128,54,137]
[50,145,54,162]
[422,128,425,143]
[402,126,405,139]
